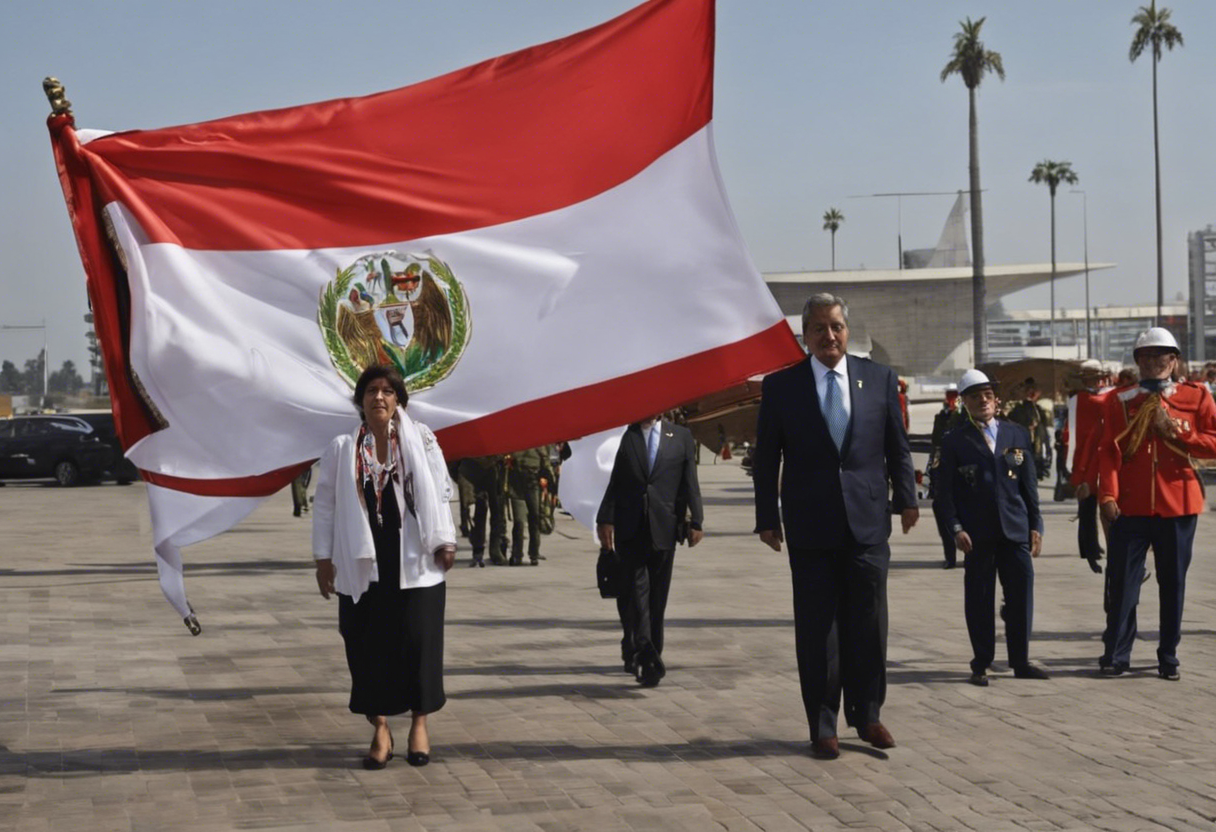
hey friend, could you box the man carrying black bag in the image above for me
[597,414,704,687]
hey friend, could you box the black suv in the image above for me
[0,415,114,486]
[72,412,141,484]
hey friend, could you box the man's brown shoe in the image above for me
[810,736,839,759]
[858,722,895,749]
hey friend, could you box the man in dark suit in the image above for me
[597,414,704,687]
[753,293,918,760]
[933,369,1049,686]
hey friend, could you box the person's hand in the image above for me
[1152,405,1179,438]
[1075,482,1090,501]
[1030,530,1042,558]
[954,530,973,555]
[1100,500,1120,524]
[315,558,336,599]
[758,528,783,552]
[687,528,704,548]
[597,523,614,552]
[434,545,456,571]
[901,507,919,534]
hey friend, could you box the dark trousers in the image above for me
[932,499,957,566]
[788,542,889,741]
[1077,494,1101,561]
[619,534,675,664]
[615,592,634,662]
[460,462,504,562]
[1102,514,1196,671]
[964,538,1034,673]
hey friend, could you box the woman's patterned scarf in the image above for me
[355,419,401,526]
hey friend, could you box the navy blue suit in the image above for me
[934,419,1043,673]
[753,355,916,740]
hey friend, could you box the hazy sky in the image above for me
[2,1,1213,374]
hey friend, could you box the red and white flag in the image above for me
[48,0,803,624]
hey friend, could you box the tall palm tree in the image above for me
[1130,1,1183,325]
[822,208,844,271]
[1029,160,1079,361]
[942,17,1004,366]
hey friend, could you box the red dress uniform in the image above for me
[1098,380,1216,676]
[1070,390,1107,491]
[1097,381,1216,517]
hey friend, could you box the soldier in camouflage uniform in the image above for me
[508,446,556,566]
[1007,380,1051,479]
[448,461,475,538]
[458,455,508,566]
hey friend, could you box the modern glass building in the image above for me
[1188,225,1216,362]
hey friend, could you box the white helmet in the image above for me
[959,369,994,395]
[1133,327,1180,356]
[1080,359,1103,373]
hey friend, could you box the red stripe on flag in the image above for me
[79,0,714,251]
[140,460,315,498]
[434,321,801,459]
[124,322,802,497]
[47,114,160,452]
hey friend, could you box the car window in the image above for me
[0,421,12,439]
[16,420,50,437]
[49,419,93,435]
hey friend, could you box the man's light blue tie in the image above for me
[647,423,659,472]
[824,370,848,451]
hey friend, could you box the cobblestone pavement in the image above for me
[2,458,1215,831]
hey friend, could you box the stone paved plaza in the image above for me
[2,455,1215,831]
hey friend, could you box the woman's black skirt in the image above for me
[338,581,446,716]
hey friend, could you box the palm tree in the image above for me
[822,208,844,270]
[1029,160,1079,361]
[1130,1,1183,325]
[942,17,1004,366]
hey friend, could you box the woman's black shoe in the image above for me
[362,747,393,770]
[406,750,430,767]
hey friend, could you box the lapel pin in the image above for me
[664,431,674,437]
[857,380,863,389]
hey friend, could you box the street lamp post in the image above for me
[1070,190,1090,359]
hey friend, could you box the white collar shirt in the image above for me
[810,355,851,419]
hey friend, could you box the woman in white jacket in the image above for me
[312,365,457,769]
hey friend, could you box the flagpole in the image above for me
[42,77,202,637]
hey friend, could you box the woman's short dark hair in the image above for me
[352,365,409,420]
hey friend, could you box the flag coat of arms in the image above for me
[47,0,803,624]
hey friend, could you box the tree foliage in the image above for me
[940,17,1005,89]
[1130,1,1183,63]
[0,360,22,394]
[48,360,85,394]
[1028,160,1079,197]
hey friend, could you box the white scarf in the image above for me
[388,406,453,557]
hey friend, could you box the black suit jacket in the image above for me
[753,355,917,550]
[933,419,1042,545]
[596,420,704,551]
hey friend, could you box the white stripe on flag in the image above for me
[110,126,782,480]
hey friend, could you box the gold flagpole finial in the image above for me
[43,77,72,116]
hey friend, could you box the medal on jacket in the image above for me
[1007,448,1023,478]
